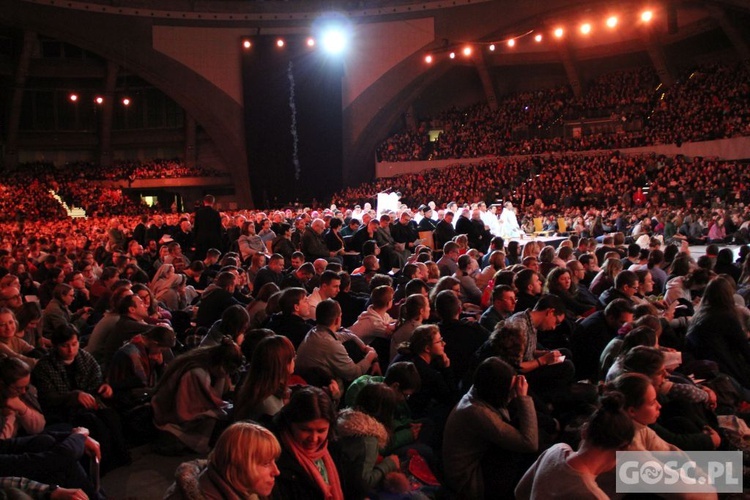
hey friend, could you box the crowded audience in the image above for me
[1,62,750,500]
[0,182,748,498]
[376,63,750,162]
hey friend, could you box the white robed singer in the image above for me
[499,202,523,239]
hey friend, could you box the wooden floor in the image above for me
[101,445,200,499]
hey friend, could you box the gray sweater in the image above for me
[442,388,538,499]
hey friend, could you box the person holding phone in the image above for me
[442,357,538,499]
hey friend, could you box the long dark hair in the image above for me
[693,276,738,324]
[506,241,520,265]
[235,335,295,420]
[155,337,242,392]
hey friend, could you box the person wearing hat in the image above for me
[416,205,437,232]
[108,325,176,412]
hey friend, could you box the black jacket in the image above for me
[195,287,240,328]
[265,313,314,349]
[433,219,456,250]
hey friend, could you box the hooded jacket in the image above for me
[349,306,394,344]
[336,408,399,499]
[164,459,257,500]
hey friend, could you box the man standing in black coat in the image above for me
[193,195,223,260]
[434,211,457,251]
[454,208,473,240]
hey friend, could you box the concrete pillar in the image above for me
[643,27,675,88]
[556,41,582,98]
[184,113,197,169]
[473,50,498,111]
[404,104,417,131]
[99,61,118,167]
[4,31,36,170]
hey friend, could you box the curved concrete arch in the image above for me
[343,0,749,183]
[3,0,748,205]
[343,1,572,183]
[1,2,253,206]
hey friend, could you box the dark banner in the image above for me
[242,35,343,207]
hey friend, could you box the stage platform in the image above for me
[512,236,745,260]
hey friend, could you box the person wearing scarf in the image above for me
[272,386,344,500]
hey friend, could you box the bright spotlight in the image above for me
[242,39,252,49]
[534,34,543,42]
[307,37,315,47]
[122,97,131,106]
[507,39,515,48]
[580,23,591,35]
[462,46,472,57]
[69,93,78,102]
[321,28,347,55]
[276,39,285,48]
[606,16,618,28]
[641,10,653,22]
[489,44,496,51]
[94,96,104,105]
[425,54,433,64]
[554,27,564,38]
[449,52,455,59]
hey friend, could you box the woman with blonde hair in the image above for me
[0,308,39,368]
[589,258,623,297]
[235,335,296,424]
[521,241,542,260]
[166,421,282,499]
[475,250,506,291]
[424,261,440,285]
[451,234,469,255]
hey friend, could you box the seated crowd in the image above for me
[2,189,750,498]
[0,159,226,222]
[334,151,750,223]
[376,62,750,162]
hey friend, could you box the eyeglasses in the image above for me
[433,337,446,345]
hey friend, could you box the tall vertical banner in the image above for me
[242,36,343,207]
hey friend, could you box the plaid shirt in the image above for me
[506,310,538,362]
[31,349,103,420]
[0,477,53,497]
